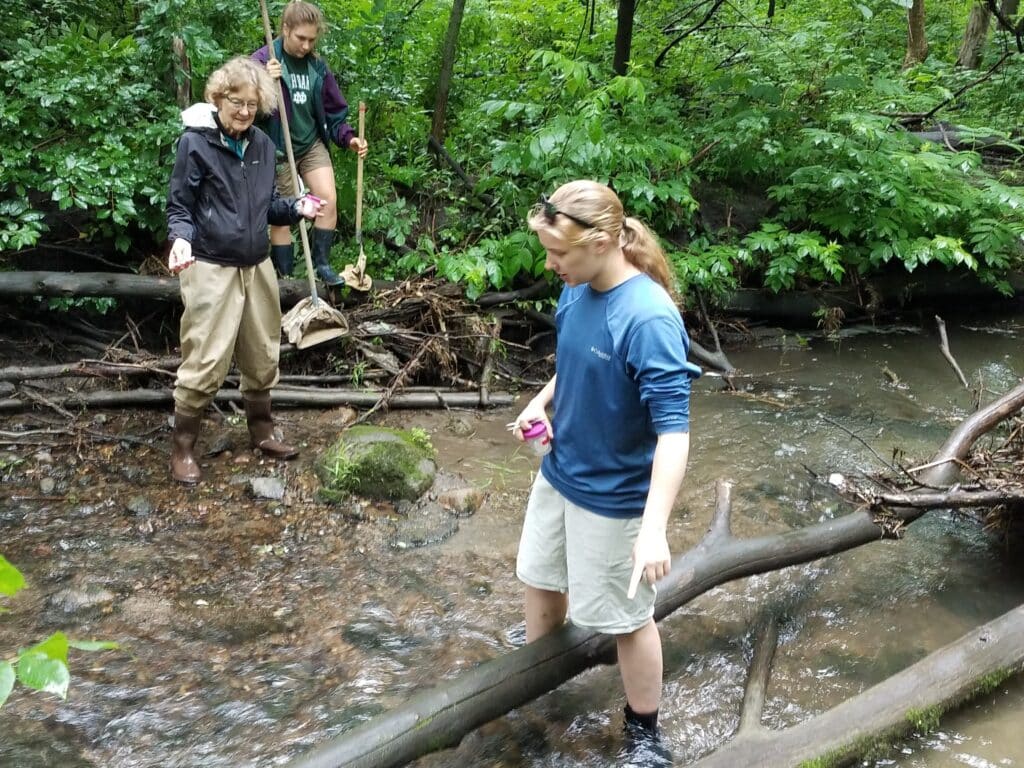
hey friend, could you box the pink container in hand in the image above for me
[522,421,551,456]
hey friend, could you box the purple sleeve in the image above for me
[321,69,355,149]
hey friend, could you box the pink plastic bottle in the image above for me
[522,421,551,456]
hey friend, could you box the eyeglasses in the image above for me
[226,96,259,112]
[536,194,597,230]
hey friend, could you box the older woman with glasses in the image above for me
[165,56,322,485]
[510,180,701,765]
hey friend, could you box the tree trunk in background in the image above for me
[957,2,992,68]
[999,0,1020,30]
[172,36,191,110]
[903,0,929,68]
[613,0,637,76]
[428,0,467,148]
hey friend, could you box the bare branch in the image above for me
[935,315,970,390]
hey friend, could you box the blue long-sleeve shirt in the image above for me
[541,274,702,518]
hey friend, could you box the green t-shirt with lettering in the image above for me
[282,52,319,155]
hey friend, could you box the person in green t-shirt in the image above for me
[252,0,368,287]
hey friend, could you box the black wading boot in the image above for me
[270,243,295,277]
[311,227,345,287]
[618,705,673,768]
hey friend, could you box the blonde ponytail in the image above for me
[622,217,672,294]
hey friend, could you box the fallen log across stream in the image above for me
[4,270,1023,317]
[282,379,1024,768]
[0,270,325,308]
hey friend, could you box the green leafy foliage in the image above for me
[684,1,1024,295]
[0,555,26,597]
[0,0,1021,302]
[46,297,119,314]
[1,556,119,708]
[0,661,14,707]
[0,20,181,256]
[17,633,73,700]
[721,113,1024,292]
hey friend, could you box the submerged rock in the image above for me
[49,582,116,614]
[250,477,286,500]
[119,465,149,483]
[436,487,485,517]
[119,592,175,634]
[125,496,154,517]
[431,471,486,517]
[205,431,235,457]
[391,502,459,549]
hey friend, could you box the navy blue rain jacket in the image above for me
[166,104,300,267]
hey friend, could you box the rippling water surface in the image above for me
[1,316,1022,767]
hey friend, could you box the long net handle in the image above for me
[355,103,365,244]
[259,0,319,304]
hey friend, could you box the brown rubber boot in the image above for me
[170,411,202,484]
[244,394,299,459]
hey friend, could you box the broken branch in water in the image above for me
[936,315,970,390]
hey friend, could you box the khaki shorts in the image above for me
[275,140,332,196]
[516,472,656,635]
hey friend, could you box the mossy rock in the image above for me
[318,425,437,502]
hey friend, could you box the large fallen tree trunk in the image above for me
[690,604,1024,767]
[0,270,332,308]
[909,126,1022,154]
[720,273,1024,324]
[0,271,737,375]
[6,269,1024,328]
[0,356,394,385]
[0,387,514,413]
[282,381,1024,768]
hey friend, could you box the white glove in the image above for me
[295,194,323,220]
[168,238,194,273]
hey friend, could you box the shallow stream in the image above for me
[2,314,1023,767]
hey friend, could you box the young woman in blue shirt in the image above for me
[511,180,700,763]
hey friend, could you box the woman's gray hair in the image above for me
[204,57,277,116]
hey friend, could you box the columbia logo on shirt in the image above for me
[590,346,611,361]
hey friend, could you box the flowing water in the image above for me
[1,315,1023,768]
